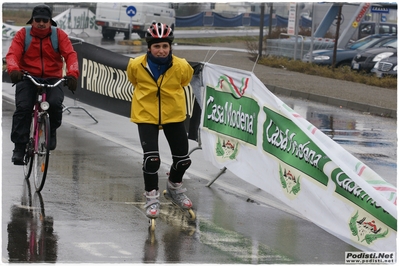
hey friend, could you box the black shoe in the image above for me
[12,144,25,165]
[49,130,57,150]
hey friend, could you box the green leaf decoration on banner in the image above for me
[291,176,301,195]
[279,165,287,189]
[363,229,389,244]
[229,143,238,160]
[349,211,359,238]
[216,138,225,157]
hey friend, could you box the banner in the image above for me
[53,8,101,37]
[65,40,132,117]
[199,63,397,252]
[2,8,102,39]
[288,2,297,35]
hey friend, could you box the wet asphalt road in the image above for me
[2,86,396,263]
[2,35,397,263]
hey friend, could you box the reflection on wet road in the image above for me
[283,98,396,184]
[7,180,57,262]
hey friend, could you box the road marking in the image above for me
[74,242,132,257]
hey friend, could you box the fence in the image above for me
[176,11,312,28]
[265,36,335,59]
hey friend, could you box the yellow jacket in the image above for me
[126,54,194,125]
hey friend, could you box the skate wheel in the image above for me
[149,218,156,232]
[187,209,196,221]
[162,190,167,197]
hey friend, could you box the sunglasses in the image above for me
[34,18,49,23]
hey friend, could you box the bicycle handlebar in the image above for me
[23,72,66,88]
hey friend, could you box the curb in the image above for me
[267,84,396,119]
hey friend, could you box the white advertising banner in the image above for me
[2,8,102,40]
[54,8,101,37]
[287,2,297,35]
[199,63,397,252]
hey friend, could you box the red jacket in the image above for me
[6,26,79,79]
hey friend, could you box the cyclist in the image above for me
[6,4,79,165]
[126,22,194,219]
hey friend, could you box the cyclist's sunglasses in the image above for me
[34,18,49,23]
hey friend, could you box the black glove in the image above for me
[10,70,23,84]
[64,76,77,92]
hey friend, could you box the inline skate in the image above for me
[144,189,160,232]
[163,181,196,221]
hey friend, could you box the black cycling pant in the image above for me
[138,122,190,192]
[11,79,64,145]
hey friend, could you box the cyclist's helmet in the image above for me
[145,22,174,47]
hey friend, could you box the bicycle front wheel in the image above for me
[33,114,50,192]
[24,117,35,179]
[23,139,34,179]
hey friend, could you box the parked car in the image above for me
[351,39,397,73]
[302,34,397,68]
[371,53,397,77]
[356,22,397,40]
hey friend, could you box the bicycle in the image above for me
[22,72,66,192]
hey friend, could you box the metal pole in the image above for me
[268,3,273,39]
[376,13,381,34]
[332,4,342,69]
[129,17,132,40]
[258,3,265,57]
[206,167,227,187]
[309,3,315,63]
[293,3,299,60]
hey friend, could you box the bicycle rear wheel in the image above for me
[33,114,50,192]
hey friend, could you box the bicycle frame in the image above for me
[29,73,65,151]
[23,73,66,192]
[32,87,48,158]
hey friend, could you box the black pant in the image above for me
[11,79,64,145]
[138,122,190,191]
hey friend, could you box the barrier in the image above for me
[62,100,98,123]
[242,13,251,27]
[67,8,91,38]
[266,37,335,59]
[203,12,214,27]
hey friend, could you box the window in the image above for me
[380,25,389,34]
[378,24,397,35]
[360,24,372,34]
